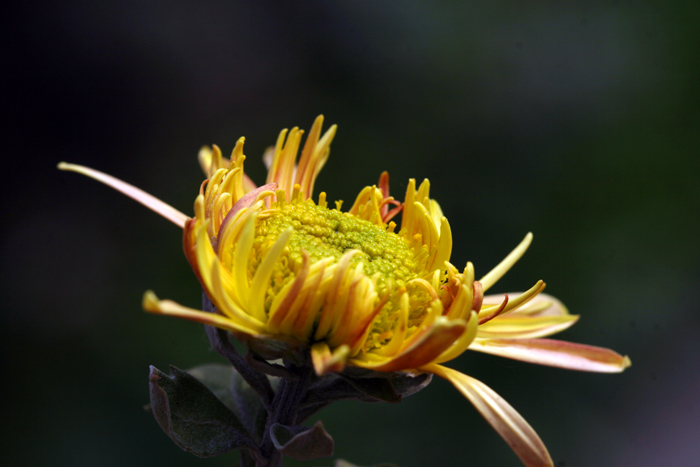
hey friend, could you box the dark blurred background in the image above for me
[3,1,699,466]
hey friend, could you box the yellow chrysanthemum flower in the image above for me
[59,115,630,467]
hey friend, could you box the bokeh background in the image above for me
[3,2,699,466]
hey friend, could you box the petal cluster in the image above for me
[59,116,630,467]
[176,115,476,377]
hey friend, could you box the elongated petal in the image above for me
[142,291,260,335]
[480,233,532,292]
[268,251,310,333]
[483,293,569,318]
[208,252,267,333]
[423,364,553,467]
[371,292,409,358]
[58,163,189,228]
[248,228,293,322]
[470,338,632,373]
[477,315,579,339]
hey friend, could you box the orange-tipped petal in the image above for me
[433,311,479,364]
[58,163,189,228]
[310,342,350,376]
[353,317,466,372]
[470,338,632,373]
[478,294,509,325]
[483,292,569,318]
[423,364,553,467]
[268,251,310,333]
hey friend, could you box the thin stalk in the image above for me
[258,363,313,467]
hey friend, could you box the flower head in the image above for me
[59,115,630,467]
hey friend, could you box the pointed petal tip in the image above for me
[622,355,632,370]
[471,338,631,373]
[311,342,349,376]
[142,290,161,312]
[424,364,553,467]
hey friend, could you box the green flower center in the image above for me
[254,199,419,275]
[247,199,431,319]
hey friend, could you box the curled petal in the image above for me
[478,281,546,325]
[433,311,479,364]
[218,183,277,241]
[483,293,569,318]
[352,317,466,373]
[470,338,632,373]
[478,294,509,325]
[423,364,553,467]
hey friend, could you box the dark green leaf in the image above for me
[149,365,259,458]
[185,363,269,440]
[186,363,238,413]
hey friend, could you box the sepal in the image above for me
[269,420,334,461]
[297,370,432,423]
[341,367,433,402]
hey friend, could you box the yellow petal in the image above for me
[208,252,267,333]
[433,311,479,364]
[307,123,337,197]
[480,233,533,292]
[310,342,350,376]
[476,315,579,339]
[142,291,260,336]
[430,216,452,271]
[429,199,444,232]
[371,291,409,357]
[248,228,293,322]
[423,364,553,467]
[268,251,310,333]
[314,251,359,341]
